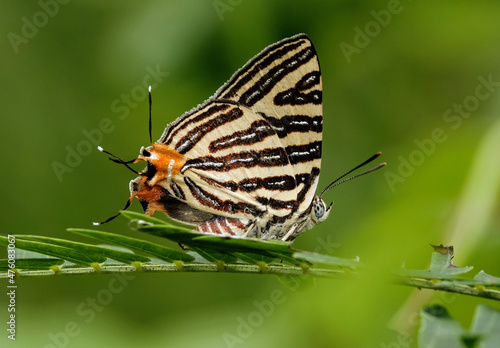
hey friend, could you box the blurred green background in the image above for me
[1,1,500,347]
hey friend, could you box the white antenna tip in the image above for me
[97,146,104,152]
[149,85,152,92]
[92,222,100,226]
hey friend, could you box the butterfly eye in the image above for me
[141,147,151,157]
[314,199,325,219]
[131,182,139,192]
[311,198,332,224]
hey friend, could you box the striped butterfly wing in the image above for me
[213,33,323,223]
[160,100,298,216]
[144,34,322,239]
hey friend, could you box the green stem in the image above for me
[4,263,500,302]
[1,263,346,278]
[395,277,500,300]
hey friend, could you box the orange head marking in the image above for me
[128,143,186,215]
[135,143,186,186]
[129,175,170,216]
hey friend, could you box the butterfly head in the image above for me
[127,144,186,214]
[305,153,387,230]
[310,196,332,225]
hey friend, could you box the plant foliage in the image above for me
[1,212,499,304]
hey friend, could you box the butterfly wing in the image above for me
[214,33,323,224]
[159,101,299,218]
[149,34,322,239]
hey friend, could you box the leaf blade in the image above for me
[16,235,150,264]
[68,228,194,262]
[0,235,106,266]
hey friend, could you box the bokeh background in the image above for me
[2,1,500,347]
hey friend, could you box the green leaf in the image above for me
[190,235,292,257]
[137,225,297,264]
[68,228,194,262]
[16,235,150,265]
[470,305,500,347]
[119,210,171,225]
[232,252,277,265]
[137,225,205,244]
[269,252,305,266]
[418,304,500,348]
[419,305,468,348]
[474,271,500,287]
[396,244,473,280]
[293,252,362,269]
[396,268,474,279]
[428,244,473,276]
[117,211,360,268]
[188,246,238,264]
[187,236,305,266]
[0,235,106,266]
[0,258,64,270]
[429,245,454,273]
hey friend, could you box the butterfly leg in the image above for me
[281,223,299,241]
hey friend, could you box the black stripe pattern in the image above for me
[175,106,243,154]
[208,114,322,153]
[286,141,322,165]
[274,71,322,106]
[220,39,306,100]
[162,103,232,145]
[209,119,275,153]
[181,147,290,173]
[201,175,297,193]
[145,34,324,240]
[256,197,296,210]
[263,114,322,138]
[184,177,261,216]
[238,47,316,107]
[170,182,185,200]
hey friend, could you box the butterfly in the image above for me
[97,34,385,241]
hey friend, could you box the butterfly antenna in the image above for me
[148,86,153,144]
[93,197,132,225]
[97,146,139,175]
[319,152,386,198]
